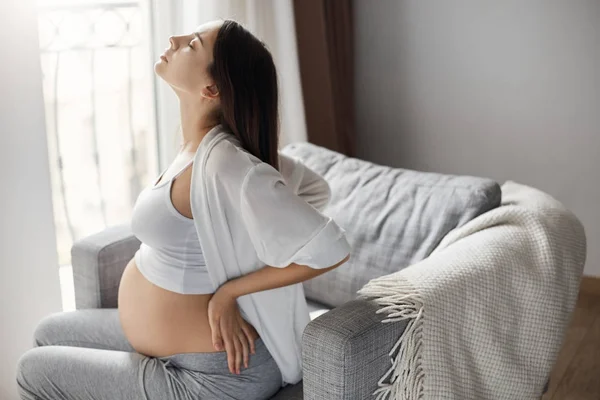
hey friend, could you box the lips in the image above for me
[160,50,170,62]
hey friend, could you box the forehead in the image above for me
[195,20,223,36]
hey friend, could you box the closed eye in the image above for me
[193,32,204,47]
[188,32,203,50]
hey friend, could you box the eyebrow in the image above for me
[194,32,204,46]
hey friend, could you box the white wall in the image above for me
[0,0,63,398]
[354,0,600,276]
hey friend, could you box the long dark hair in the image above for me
[209,20,280,171]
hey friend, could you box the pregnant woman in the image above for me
[16,19,351,400]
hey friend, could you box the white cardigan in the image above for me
[189,124,352,386]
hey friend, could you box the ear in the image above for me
[201,84,219,99]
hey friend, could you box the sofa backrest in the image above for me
[281,142,501,308]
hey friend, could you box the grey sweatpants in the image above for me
[15,309,282,400]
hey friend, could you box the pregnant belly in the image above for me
[117,257,220,357]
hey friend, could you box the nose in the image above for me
[168,35,177,49]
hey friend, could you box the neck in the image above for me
[178,95,219,152]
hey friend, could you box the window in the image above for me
[36,0,164,310]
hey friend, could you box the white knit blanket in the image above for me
[357,181,587,400]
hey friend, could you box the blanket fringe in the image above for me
[357,277,425,400]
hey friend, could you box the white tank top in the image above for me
[130,158,214,294]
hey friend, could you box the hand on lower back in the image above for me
[207,288,259,375]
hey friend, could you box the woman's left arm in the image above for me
[207,254,350,376]
[208,162,351,376]
[221,253,350,299]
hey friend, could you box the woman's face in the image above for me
[154,20,222,96]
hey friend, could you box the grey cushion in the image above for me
[281,142,501,308]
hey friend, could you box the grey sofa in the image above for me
[72,142,501,399]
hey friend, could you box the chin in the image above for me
[153,61,166,77]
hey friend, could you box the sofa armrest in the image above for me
[71,224,141,309]
[302,299,408,400]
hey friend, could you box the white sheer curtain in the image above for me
[175,0,308,149]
